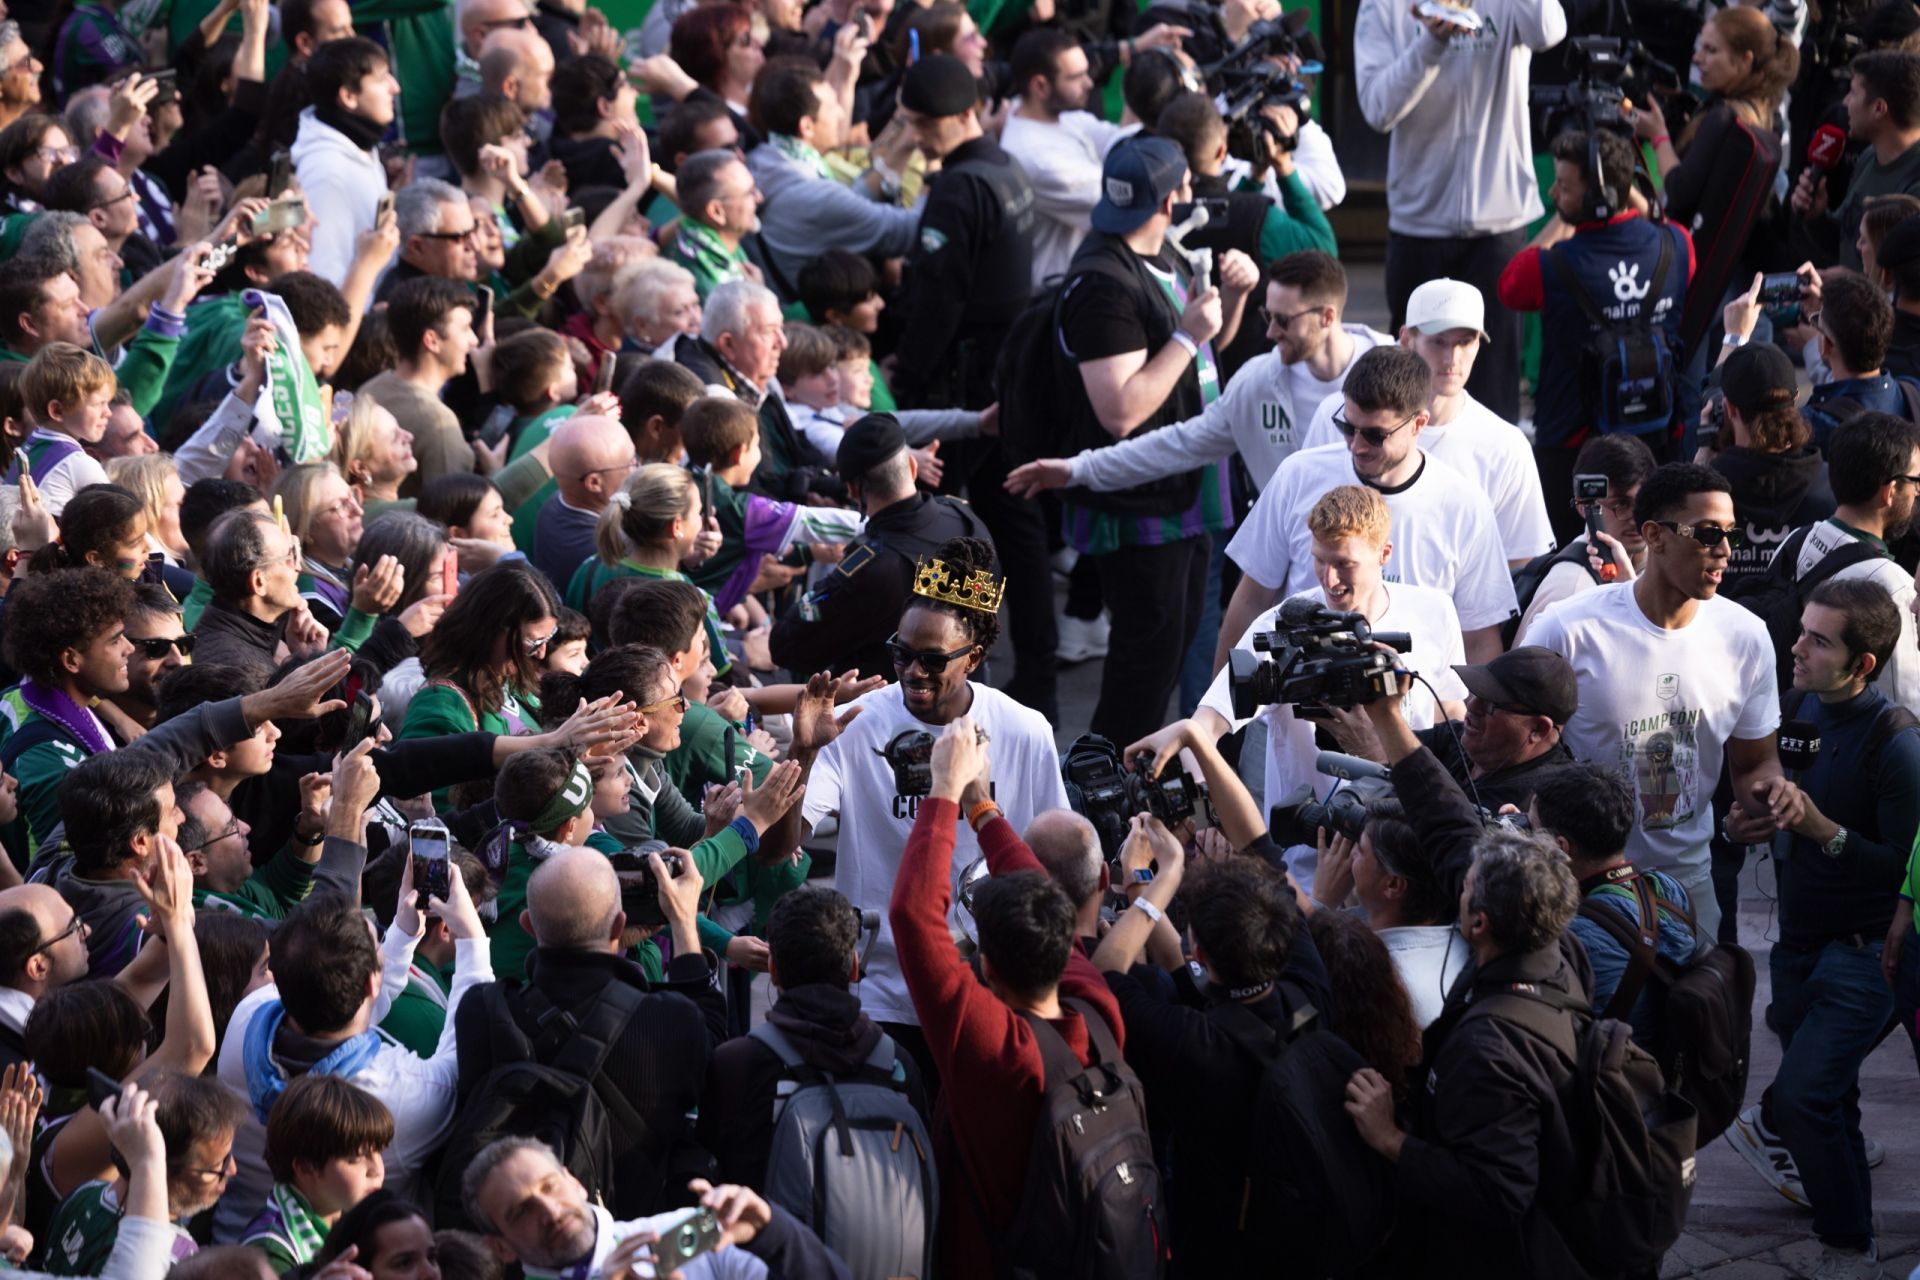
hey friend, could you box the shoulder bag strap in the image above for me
[1576,891,1659,1020]
[548,983,657,1156]
[1544,248,1612,332]
[1639,230,1674,331]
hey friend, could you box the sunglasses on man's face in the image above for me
[1651,519,1747,550]
[130,634,194,660]
[1330,409,1417,448]
[886,634,977,675]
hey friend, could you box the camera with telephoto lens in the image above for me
[1227,598,1411,719]
[1061,734,1201,860]
[607,845,685,930]
[1479,806,1533,833]
[1531,35,1681,140]
[877,729,936,797]
[1268,786,1370,848]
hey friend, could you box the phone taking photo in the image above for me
[442,547,459,600]
[409,818,452,905]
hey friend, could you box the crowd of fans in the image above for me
[0,0,1916,1275]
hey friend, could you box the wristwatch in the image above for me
[1132,867,1156,885]
[1822,826,1849,858]
[1722,332,1747,350]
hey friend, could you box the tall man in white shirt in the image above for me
[999,28,1132,289]
[1214,345,1517,670]
[1354,0,1567,420]
[1005,251,1390,500]
[1299,278,1554,566]
[1525,463,1793,942]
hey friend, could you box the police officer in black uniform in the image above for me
[771,414,993,680]
[888,53,1059,721]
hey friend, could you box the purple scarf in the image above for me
[19,679,113,756]
[715,495,800,614]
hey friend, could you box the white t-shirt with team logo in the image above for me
[802,681,1069,1025]
[1299,390,1555,563]
[1225,444,1518,632]
[1198,585,1468,875]
[1525,582,1779,877]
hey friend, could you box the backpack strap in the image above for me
[1898,377,1920,426]
[1641,232,1674,331]
[516,982,657,1158]
[1020,998,1128,1108]
[1798,536,1884,593]
[1577,876,1664,1021]
[1544,249,1611,332]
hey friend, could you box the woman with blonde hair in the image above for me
[104,452,188,564]
[273,461,414,640]
[330,393,418,520]
[564,462,730,665]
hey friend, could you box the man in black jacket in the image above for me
[191,510,330,680]
[1413,646,1580,813]
[698,885,927,1190]
[1343,676,1602,1278]
[453,847,724,1217]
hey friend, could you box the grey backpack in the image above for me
[750,1022,938,1280]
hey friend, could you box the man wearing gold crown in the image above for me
[792,535,1070,1083]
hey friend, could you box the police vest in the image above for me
[1535,216,1688,449]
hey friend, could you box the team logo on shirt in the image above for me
[920,228,948,254]
[1656,673,1679,702]
[1618,685,1702,831]
[1261,401,1293,444]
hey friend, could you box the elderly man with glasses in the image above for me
[190,510,333,680]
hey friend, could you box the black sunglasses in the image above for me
[131,634,194,660]
[1330,409,1417,448]
[1652,520,1747,550]
[885,634,977,675]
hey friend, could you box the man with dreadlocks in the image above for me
[795,536,1069,1085]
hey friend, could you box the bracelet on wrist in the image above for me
[1649,133,1671,149]
[1170,330,1200,358]
[966,800,1002,831]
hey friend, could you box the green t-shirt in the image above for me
[565,559,732,676]
[378,954,453,1057]
[508,404,577,464]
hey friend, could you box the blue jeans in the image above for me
[1767,938,1893,1250]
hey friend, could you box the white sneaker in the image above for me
[1050,548,1079,579]
[1804,1240,1885,1280]
[1057,613,1110,664]
[1865,1135,1886,1169]
[1725,1106,1809,1206]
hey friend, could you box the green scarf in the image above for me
[669,218,747,294]
[272,1183,330,1265]
[245,289,330,463]
[771,134,832,180]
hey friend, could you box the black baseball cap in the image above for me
[1718,342,1798,418]
[1452,646,1579,726]
[835,413,907,482]
[899,54,979,117]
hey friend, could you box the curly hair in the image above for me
[1,566,135,685]
[903,535,1002,653]
[1466,828,1580,954]
[1305,909,1422,1094]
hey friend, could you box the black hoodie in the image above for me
[1714,444,1837,585]
[697,983,929,1189]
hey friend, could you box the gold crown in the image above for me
[912,556,1005,615]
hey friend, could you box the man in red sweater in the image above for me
[890,716,1128,1277]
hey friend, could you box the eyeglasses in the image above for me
[1260,306,1322,330]
[34,144,76,164]
[1468,692,1535,719]
[1895,473,1920,487]
[171,1152,238,1181]
[523,625,558,655]
[33,913,84,956]
[636,692,689,715]
[130,634,194,660]
[1330,409,1418,448]
[184,820,244,854]
[574,459,639,484]
[479,13,531,31]
[260,536,301,569]
[87,188,136,212]
[1651,520,1747,550]
[419,226,479,243]
[886,634,978,675]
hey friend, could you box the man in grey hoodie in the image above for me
[1354,0,1567,422]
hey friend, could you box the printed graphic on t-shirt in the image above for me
[1618,673,1700,831]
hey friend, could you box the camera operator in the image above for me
[1156,92,1337,381]
[1525,463,1788,942]
[795,539,1068,1086]
[1004,252,1389,504]
[1355,0,1568,422]
[1498,127,1691,539]
[1723,580,1920,1273]
[1790,50,1920,272]
[1056,133,1260,746]
[1298,278,1555,566]
[1215,346,1517,672]
[1513,435,1659,644]
[1160,485,1467,889]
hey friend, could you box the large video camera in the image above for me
[1195,11,1322,169]
[1062,734,1202,860]
[1226,597,1410,720]
[1530,35,1680,140]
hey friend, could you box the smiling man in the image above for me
[1525,462,1789,943]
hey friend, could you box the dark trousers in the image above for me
[1385,227,1529,422]
[940,439,1059,722]
[1763,939,1892,1250]
[1089,536,1209,747]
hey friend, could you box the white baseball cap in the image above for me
[1404,278,1489,341]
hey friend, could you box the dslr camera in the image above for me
[607,845,685,931]
[1227,598,1410,719]
[1062,734,1201,860]
[1531,35,1680,139]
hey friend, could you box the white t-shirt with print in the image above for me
[1524,582,1779,877]
[1225,444,1518,632]
[802,681,1069,1025]
[1198,584,1467,876]
[1300,390,1555,563]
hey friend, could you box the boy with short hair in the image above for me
[813,323,980,460]
[678,396,862,614]
[495,330,580,463]
[777,324,844,462]
[13,341,114,514]
[241,1074,395,1273]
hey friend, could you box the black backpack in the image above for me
[431,982,650,1230]
[1547,232,1679,436]
[1213,1001,1394,1277]
[1466,983,1699,1276]
[966,998,1167,1280]
[1721,523,1884,691]
[1576,873,1755,1145]
[1503,538,1604,647]
[1811,375,1920,428]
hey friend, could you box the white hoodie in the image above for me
[1353,0,1566,238]
[291,107,389,290]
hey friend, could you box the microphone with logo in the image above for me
[1806,122,1847,175]
[1774,719,1821,859]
